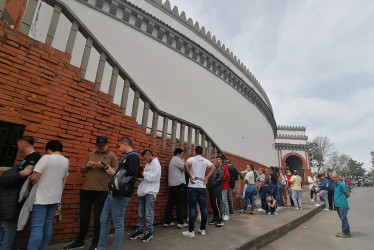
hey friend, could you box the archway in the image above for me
[285,155,305,179]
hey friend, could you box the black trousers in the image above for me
[209,189,222,223]
[328,189,334,210]
[76,190,108,244]
[164,184,185,224]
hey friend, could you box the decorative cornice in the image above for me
[275,143,309,151]
[276,134,308,140]
[277,125,306,131]
[143,0,273,111]
[75,0,277,136]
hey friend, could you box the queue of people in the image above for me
[0,136,353,249]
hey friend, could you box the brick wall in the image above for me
[0,24,267,248]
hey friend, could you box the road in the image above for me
[261,187,374,250]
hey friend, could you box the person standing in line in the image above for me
[285,170,295,206]
[96,137,139,250]
[163,148,188,229]
[226,161,238,215]
[315,173,330,211]
[182,146,215,238]
[241,164,257,214]
[256,168,268,213]
[220,162,230,221]
[129,150,161,243]
[0,136,41,250]
[308,172,317,202]
[269,167,279,203]
[326,173,335,210]
[274,167,284,209]
[26,140,69,250]
[331,173,351,238]
[63,136,118,250]
[290,170,303,210]
[207,157,224,227]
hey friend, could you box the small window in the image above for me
[0,121,25,168]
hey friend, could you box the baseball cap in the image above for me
[96,136,108,146]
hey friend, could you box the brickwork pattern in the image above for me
[0,24,266,247]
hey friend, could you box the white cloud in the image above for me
[169,0,374,170]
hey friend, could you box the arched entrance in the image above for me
[282,153,307,180]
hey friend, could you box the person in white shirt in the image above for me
[129,150,161,243]
[27,140,69,250]
[182,146,215,238]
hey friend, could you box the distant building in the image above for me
[274,125,311,179]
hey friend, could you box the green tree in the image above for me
[309,136,334,172]
[344,158,365,181]
[325,152,350,173]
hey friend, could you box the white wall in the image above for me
[32,0,277,166]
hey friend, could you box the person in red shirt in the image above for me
[220,162,230,221]
[285,170,295,206]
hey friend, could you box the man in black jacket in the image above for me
[227,161,238,215]
[208,156,224,227]
[96,137,139,250]
[0,136,41,250]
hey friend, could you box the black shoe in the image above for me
[62,241,84,250]
[141,232,153,243]
[216,221,224,227]
[208,220,216,225]
[129,231,144,240]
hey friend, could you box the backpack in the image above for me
[108,152,137,197]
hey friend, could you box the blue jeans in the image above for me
[243,184,256,211]
[97,195,130,250]
[0,219,17,250]
[336,207,350,235]
[137,194,156,233]
[269,184,278,199]
[187,188,207,232]
[259,186,268,210]
[27,204,57,250]
[220,189,229,216]
[266,202,277,214]
[277,183,283,207]
[292,190,303,208]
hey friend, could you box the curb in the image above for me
[235,205,324,250]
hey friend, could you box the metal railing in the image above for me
[4,0,230,159]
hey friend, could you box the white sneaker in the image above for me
[315,203,321,207]
[322,208,329,211]
[299,207,303,210]
[274,212,278,215]
[223,215,229,221]
[182,231,195,238]
[294,207,300,210]
[163,222,176,227]
[177,223,188,229]
[278,207,282,211]
[311,199,314,202]
[197,214,201,222]
[197,229,206,236]
[257,208,265,212]
[267,212,271,215]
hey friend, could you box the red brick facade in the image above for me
[0,24,267,247]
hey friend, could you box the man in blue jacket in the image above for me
[315,173,330,211]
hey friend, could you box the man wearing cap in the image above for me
[63,136,118,250]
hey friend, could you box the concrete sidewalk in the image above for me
[50,188,323,250]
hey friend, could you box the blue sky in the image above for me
[168,0,374,170]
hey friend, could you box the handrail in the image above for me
[15,0,230,161]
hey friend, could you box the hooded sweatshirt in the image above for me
[137,157,161,197]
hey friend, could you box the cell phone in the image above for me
[101,162,109,170]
